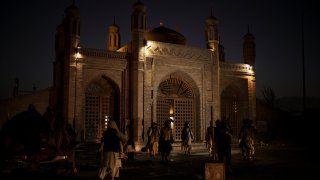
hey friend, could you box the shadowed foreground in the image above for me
[71,144,317,180]
[1,144,317,179]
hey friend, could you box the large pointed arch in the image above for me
[156,71,200,142]
[84,75,120,142]
[221,84,244,138]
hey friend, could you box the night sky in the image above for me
[1,0,319,100]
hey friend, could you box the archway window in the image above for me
[157,77,194,141]
[158,77,193,98]
[84,82,116,142]
[221,87,241,138]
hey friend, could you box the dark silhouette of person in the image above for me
[214,119,222,161]
[147,122,160,159]
[206,120,215,159]
[1,104,47,157]
[238,118,256,161]
[159,119,174,163]
[126,121,135,160]
[65,122,77,173]
[146,123,153,152]
[98,120,127,180]
[181,121,193,155]
[216,118,233,174]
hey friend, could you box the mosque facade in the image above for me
[12,1,256,149]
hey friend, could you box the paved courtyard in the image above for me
[74,143,317,180]
[1,143,317,179]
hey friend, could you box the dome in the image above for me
[243,32,255,39]
[133,0,146,11]
[243,26,255,39]
[65,3,79,17]
[144,24,187,45]
[108,22,119,31]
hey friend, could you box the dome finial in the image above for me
[160,22,164,26]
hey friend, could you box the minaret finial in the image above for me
[211,7,214,17]
[247,24,250,34]
[72,0,75,6]
[113,16,116,24]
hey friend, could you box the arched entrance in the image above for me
[221,85,242,138]
[156,77,195,141]
[84,76,120,142]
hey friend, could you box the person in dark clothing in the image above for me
[126,121,135,160]
[98,120,127,180]
[65,123,77,173]
[213,119,222,161]
[219,120,233,174]
[181,121,193,155]
[238,118,256,161]
[147,122,160,159]
[159,120,174,163]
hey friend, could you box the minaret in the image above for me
[107,17,120,51]
[205,8,219,51]
[53,0,81,124]
[130,0,147,145]
[243,25,256,65]
[207,8,221,124]
[218,36,225,62]
[243,26,256,122]
[64,0,80,52]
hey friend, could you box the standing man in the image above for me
[238,118,256,161]
[219,119,233,174]
[205,120,216,160]
[214,120,222,162]
[181,121,194,155]
[148,122,160,159]
[126,121,135,160]
[98,121,127,180]
[159,120,174,163]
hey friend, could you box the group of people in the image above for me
[98,117,256,179]
[98,119,175,180]
[146,119,174,162]
[0,104,79,175]
[205,117,256,174]
[205,118,233,173]
[145,120,195,160]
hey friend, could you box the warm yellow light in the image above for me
[135,144,142,151]
[146,40,152,47]
[246,64,254,74]
[105,115,109,128]
[145,41,153,56]
[74,46,82,59]
[169,107,174,115]
[169,117,174,129]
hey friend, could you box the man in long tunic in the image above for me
[238,119,256,160]
[205,120,216,159]
[181,121,193,155]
